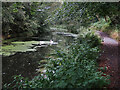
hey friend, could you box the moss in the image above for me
[1,41,40,56]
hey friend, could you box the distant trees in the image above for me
[84,2,120,25]
[51,2,120,26]
[2,2,120,38]
[2,2,49,39]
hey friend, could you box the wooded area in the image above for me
[2,2,120,39]
[2,2,120,89]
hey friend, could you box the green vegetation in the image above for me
[50,2,120,33]
[2,2,119,37]
[90,18,119,41]
[3,32,109,88]
[2,2,49,39]
[2,41,39,56]
[2,2,119,88]
[91,18,111,31]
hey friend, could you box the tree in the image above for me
[51,2,120,26]
[2,2,49,39]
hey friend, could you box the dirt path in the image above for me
[96,31,120,88]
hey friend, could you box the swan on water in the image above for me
[39,41,45,45]
[50,40,53,46]
[39,40,56,46]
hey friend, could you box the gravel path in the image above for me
[96,31,120,88]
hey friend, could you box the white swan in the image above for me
[39,41,45,45]
[50,40,53,45]
[39,40,58,46]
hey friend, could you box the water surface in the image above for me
[2,31,75,85]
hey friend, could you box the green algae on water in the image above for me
[2,41,40,56]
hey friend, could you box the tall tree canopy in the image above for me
[51,2,120,26]
[2,2,120,38]
[2,2,49,38]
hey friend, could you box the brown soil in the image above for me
[96,31,120,89]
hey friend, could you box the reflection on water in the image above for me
[2,31,75,85]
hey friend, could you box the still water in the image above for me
[2,31,76,85]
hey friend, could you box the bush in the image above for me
[90,18,111,32]
[3,32,109,89]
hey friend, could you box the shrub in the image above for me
[90,18,112,33]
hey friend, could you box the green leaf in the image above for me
[13,8,18,12]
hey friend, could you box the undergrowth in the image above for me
[3,31,110,89]
[90,18,119,41]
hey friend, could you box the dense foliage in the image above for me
[50,2,120,33]
[2,2,49,39]
[3,2,118,88]
[2,2,120,36]
[3,31,109,88]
